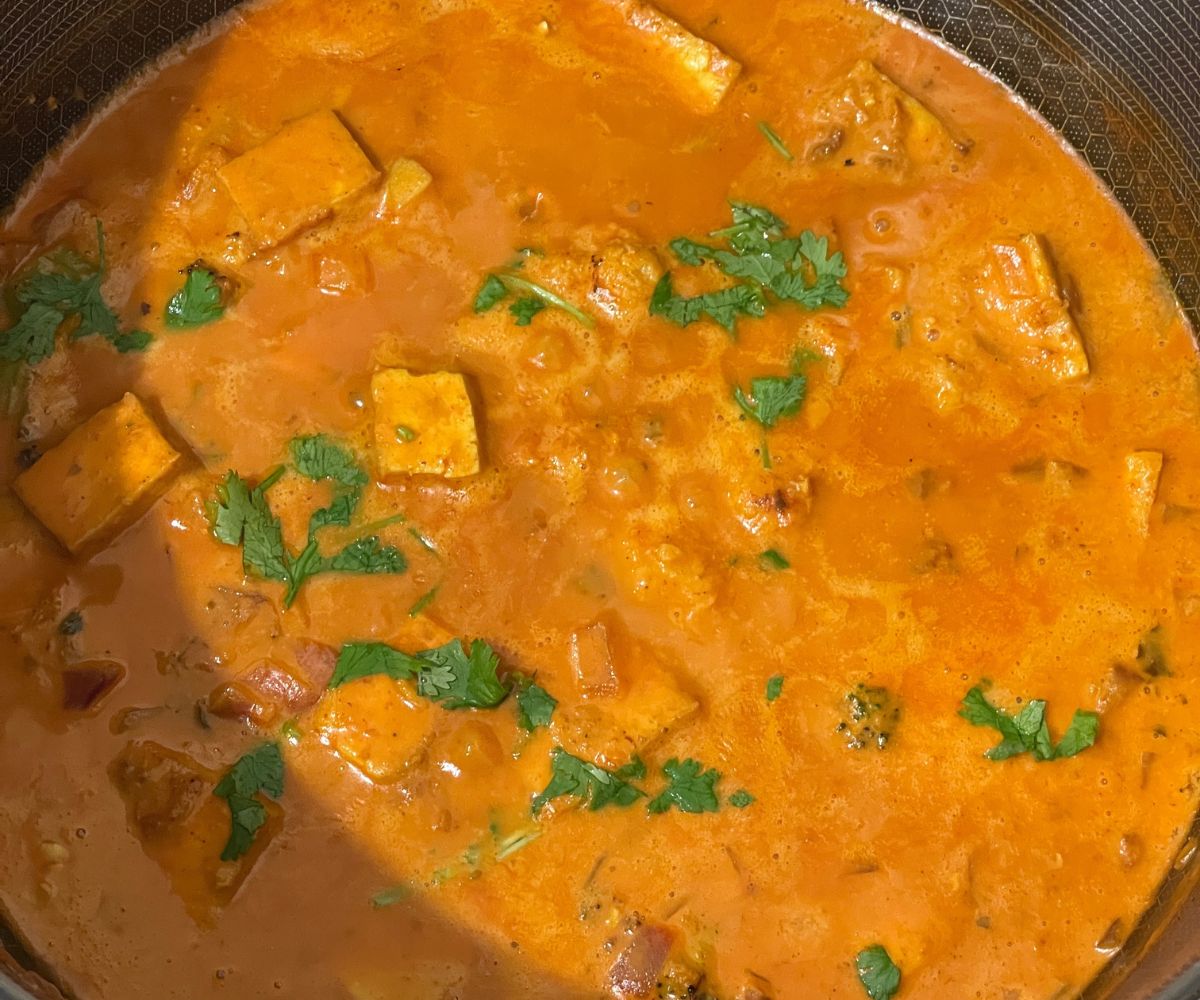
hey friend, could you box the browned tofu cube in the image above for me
[975,234,1090,383]
[371,368,480,479]
[610,0,741,112]
[311,675,434,785]
[218,110,379,249]
[15,393,182,553]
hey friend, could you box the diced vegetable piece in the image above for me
[311,674,433,784]
[217,110,380,249]
[14,393,182,553]
[555,641,699,770]
[370,368,480,479]
[109,741,280,924]
[1125,450,1163,536]
[608,923,676,998]
[974,234,1089,383]
[62,661,124,712]
[568,619,620,697]
[609,0,741,112]
[378,158,433,218]
[207,644,333,727]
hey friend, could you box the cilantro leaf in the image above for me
[733,374,807,429]
[766,675,785,703]
[2,221,149,362]
[210,445,405,608]
[509,296,546,326]
[415,639,509,709]
[474,274,508,313]
[329,638,510,711]
[649,272,766,333]
[409,586,439,617]
[759,548,790,570]
[0,303,63,364]
[473,269,595,329]
[647,757,721,815]
[1054,710,1101,759]
[515,680,557,731]
[614,756,647,782]
[531,747,645,816]
[165,267,226,328]
[959,686,1099,762]
[291,434,368,488]
[651,203,849,336]
[324,536,407,575]
[758,121,794,161]
[856,945,901,1000]
[213,743,284,862]
[729,788,755,808]
[210,470,290,582]
[329,642,422,688]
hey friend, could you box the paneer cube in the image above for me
[15,393,182,553]
[378,158,433,219]
[974,234,1090,383]
[610,0,741,112]
[218,110,379,249]
[1125,450,1163,536]
[109,741,280,925]
[311,674,433,784]
[371,368,480,479]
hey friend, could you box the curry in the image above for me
[1,1,1198,998]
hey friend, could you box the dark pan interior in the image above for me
[1,1,1199,998]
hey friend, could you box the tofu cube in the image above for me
[371,368,480,479]
[218,110,379,249]
[611,0,741,112]
[378,158,433,218]
[311,674,433,785]
[15,393,182,553]
[1125,450,1163,536]
[975,234,1090,383]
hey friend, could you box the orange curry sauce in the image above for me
[1,1,1199,998]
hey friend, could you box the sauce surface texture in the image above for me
[1,1,1199,998]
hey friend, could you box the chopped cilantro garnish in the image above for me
[757,121,794,161]
[213,742,284,862]
[209,437,405,608]
[329,638,511,711]
[532,747,646,815]
[473,268,595,329]
[408,586,439,618]
[1,221,151,363]
[515,679,558,731]
[856,944,902,1000]
[394,424,418,443]
[959,686,1099,761]
[647,757,721,815]
[280,719,303,745]
[650,202,849,337]
[509,296,546,326]
[759,548,791,570]
[728,789,756,808]
[370,884,413,908]
[165,266,226,328]
[766,675,785,703]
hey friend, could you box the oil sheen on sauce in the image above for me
[1,1,1199,998]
